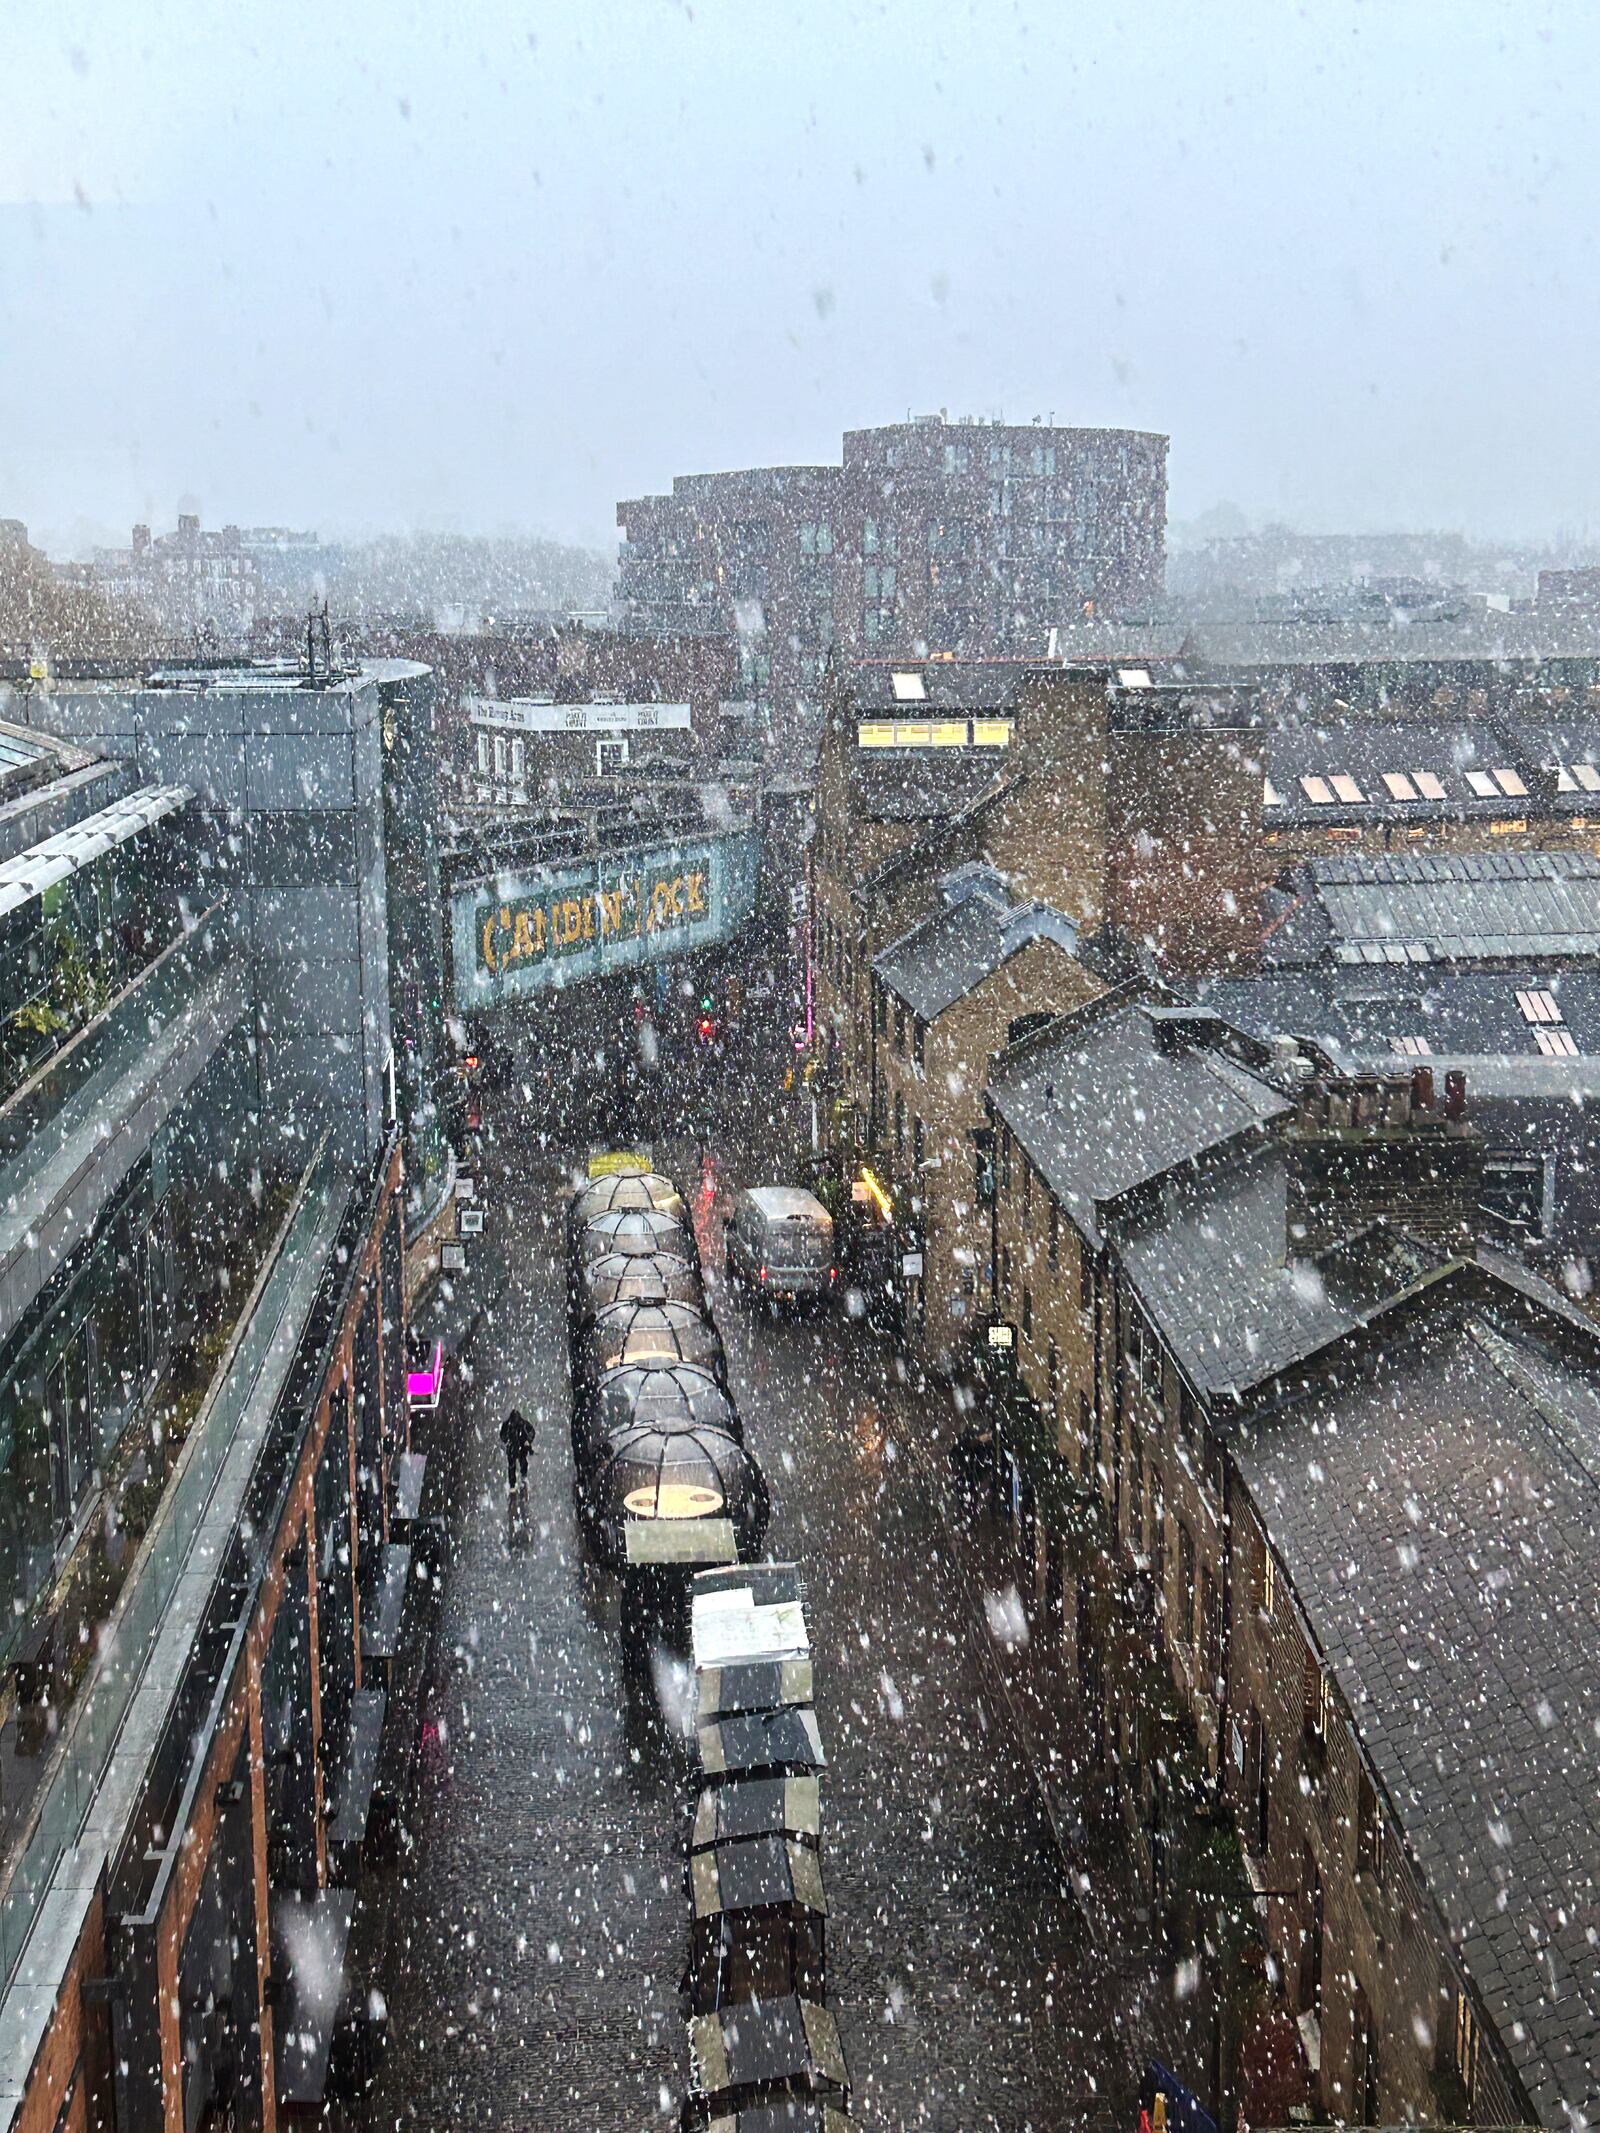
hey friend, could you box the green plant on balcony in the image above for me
[8,925,115,1049]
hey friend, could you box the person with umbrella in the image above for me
[500,1405,536,1492]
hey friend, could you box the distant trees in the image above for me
[328,531,614,624]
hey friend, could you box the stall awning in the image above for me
[0,783,192,922]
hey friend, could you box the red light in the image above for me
[759,1266,768,1283]
[698,1017,715,1041]
[464,1054,479,1072]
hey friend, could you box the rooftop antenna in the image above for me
[305,599,333,680]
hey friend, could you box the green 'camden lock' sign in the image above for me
[449,829,761,1010]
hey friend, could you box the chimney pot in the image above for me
[1444,1069,1467,1121]
[1410,1065,1435,1112]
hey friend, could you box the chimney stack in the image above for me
[1284,1068,1482,1259]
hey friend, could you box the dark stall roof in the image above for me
[1265,850,1600,967]
[691,1775,822,1853]
[698,1705,826,1781]
[688,1996,849,2100]
[690,1833,828,1920]
[873,873,1078,1021]
[987,998,1292,1244]
[698,1658,814,1721]
[1235,1314,1600,2128]
[698,2103,858,2131]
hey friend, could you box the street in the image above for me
[361,1052,1177,2131]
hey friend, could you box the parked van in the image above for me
[724,1188,836,1308]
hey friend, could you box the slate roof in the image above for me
[1265,851,1600,967]
[1114,1141,1441,1399]
[849,660,1031,713]
[873,876,1078,1022]
[1265,719,1600,829]
[1202,968,1600,1087]
[986,1000,1292,1244]
[1234,1315,1600,2128]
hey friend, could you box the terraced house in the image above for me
[984,997,1600,2130]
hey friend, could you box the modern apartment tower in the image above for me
[617,414,1168,758]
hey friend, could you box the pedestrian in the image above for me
[500,1406,535,1490]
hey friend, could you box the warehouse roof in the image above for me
[1202,967,1600,1086]
[1264,850,1600,966]
[1235,1311,1600,2128]
[1263,719,1600,829]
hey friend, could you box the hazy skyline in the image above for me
[3,0,1597,556]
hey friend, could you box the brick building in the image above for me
[86,517,265,648]
[338,617,742,812]
[617,417,1168,761]
[862,866,1097,1364]
[810,657,1271,1159]
[981,1002,1600,2129]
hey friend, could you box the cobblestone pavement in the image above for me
[363,1107,1177,2131]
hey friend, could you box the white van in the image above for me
[724,1187,836,1307]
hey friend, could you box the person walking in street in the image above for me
[500,1405,535,1491]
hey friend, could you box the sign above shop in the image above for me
[467,697,692,736]
[449,827,762,1011]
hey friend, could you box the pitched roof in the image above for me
[848,660,1032,713]
[1235,1313,1600,2127]
[873,875,1079,1022]
[1202,968,1600,1091]
[1264,719,1600,830]
[986,1000,1292,1244]
[1266,850,1600,967]
[1114,1141,1441,1398]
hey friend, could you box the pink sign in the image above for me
[407,1341,445,1400]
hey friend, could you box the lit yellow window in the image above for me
[971,719,1013,747]
[930,721,968,747]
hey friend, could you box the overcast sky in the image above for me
[3,0,1597,555]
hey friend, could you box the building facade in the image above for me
[86,519,265,648]
[981,1002,1600,2130]
[617,417,1168,760]
[0,706,449,2128]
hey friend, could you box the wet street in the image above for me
[362,1074,1175,2130]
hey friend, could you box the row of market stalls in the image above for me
[564,1162,770,1609]
[681,1562,855,2128]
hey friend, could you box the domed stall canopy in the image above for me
[685,1831,828,2015]
[573,1297,726,1405]
[573,1204,693,1267]
[576,1357,739,1474]
[566,1170,685,1249]
[571,1248,703,1334]
[697,1703,825,1787]
[581,1418,769,1570]
[683,1998,850,2126]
